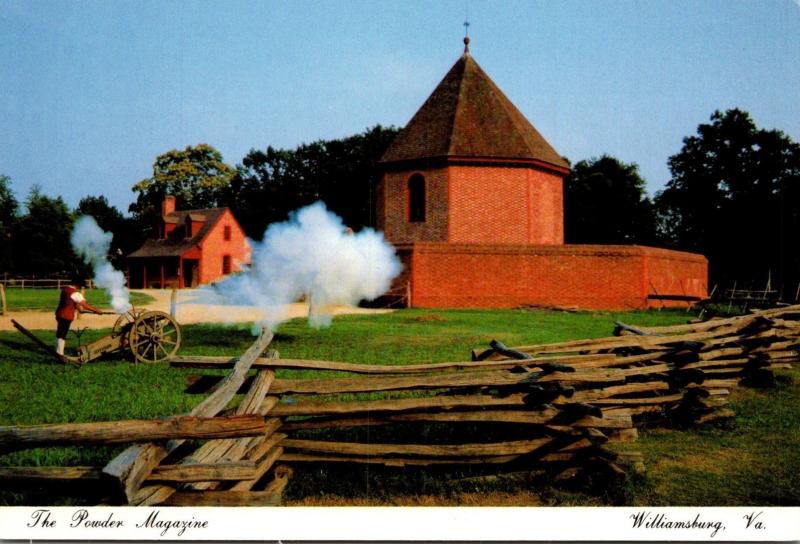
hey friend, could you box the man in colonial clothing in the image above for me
[54,277,103,355]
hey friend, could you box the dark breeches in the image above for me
[56,317,72,340]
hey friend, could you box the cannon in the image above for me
[11,309,182,364]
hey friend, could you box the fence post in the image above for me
[170,288,178,319]
[0,283,6,315]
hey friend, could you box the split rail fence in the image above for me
[0,305,798,505]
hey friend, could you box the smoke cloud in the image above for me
[191,201,401,329]
[70,215,132,314]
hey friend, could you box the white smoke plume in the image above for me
[190,201,401,329]
[70,215,132,314]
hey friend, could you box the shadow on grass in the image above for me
[3,337,47,354]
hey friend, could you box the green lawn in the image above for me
[0,307,797,506]
[2,288,155,312]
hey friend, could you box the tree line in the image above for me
[565,109,800,295]
[1,109,798,296]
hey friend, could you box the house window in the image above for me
[222,255,232,275]
[408,174,426,222]
[223,225,231,241]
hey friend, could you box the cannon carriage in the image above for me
[12,309,182,364]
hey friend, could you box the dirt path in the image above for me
[1,289,393,331]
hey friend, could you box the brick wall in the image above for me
[379,164,564,246]
[379,168,449,244]
[389,246,414,302]
[198,209,251,285]
[407,243,707,310]
[527,169,564,245]
[448,165,563,244]
[642,247,709,308]
[448,165,526,243]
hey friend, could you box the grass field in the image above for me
[1,288,155,312]
[0,307,797,506]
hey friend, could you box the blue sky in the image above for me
[1,0,799,213]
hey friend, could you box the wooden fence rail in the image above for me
[0,277,96,289]
[1,305,797,506]
[0,415,269,453]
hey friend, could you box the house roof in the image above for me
[128,208,227,258]
[380,51,569,171]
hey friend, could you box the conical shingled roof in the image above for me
[381,51,569,171]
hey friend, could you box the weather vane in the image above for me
[463,19,471,53]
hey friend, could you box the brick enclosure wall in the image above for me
[642,247,709,308]
[407,243,707,310]
[198,209,251,285]
[379,164,564,246]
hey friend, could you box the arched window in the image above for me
[408,174,426,223]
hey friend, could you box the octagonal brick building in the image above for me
[376,41,707,309]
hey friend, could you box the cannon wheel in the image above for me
[112,312,136,350]
[129,311,182,363]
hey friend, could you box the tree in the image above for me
[563,155,657,244]
[0,175,18,273]
[14,186,78,276]
[130,144,235,228]
[231,125,399,237]
[228,146,308,237]
[655,109,800,293]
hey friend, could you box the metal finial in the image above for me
[463,20,470,53]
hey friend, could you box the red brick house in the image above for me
[127,196,250,288]
[377,39,707,309]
